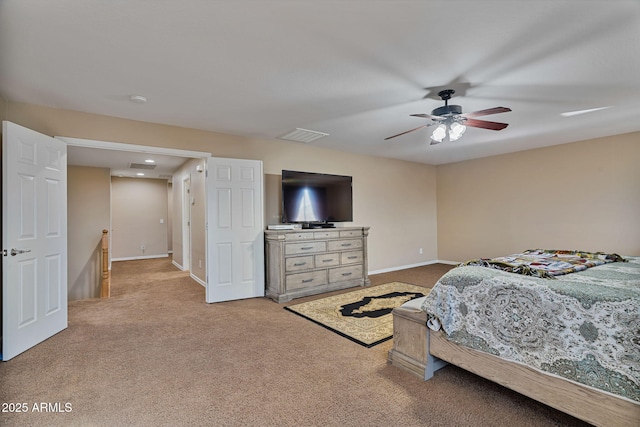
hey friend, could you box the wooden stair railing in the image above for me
[100,229,110,298]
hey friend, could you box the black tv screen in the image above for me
[282,170,353,224]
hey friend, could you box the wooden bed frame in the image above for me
[388,306,640,427]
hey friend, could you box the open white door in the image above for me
[206,158,264,303]
[2,121,67,361]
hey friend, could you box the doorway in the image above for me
[59,136,211,294]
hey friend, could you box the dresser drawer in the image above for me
[329,265,363,283]
[313,231,340,239]
[285,232,312,241]
[286,270,328,290]
[340,229,362,238]
[285,256,314,272]
[315,253,340,267]
[341,251,363,265]
[327,239,362,252]
[285,241,326,255]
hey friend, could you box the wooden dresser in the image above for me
[265,227,370,302]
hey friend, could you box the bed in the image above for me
[388,250,640,427]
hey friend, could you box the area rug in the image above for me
[284,282,429,347]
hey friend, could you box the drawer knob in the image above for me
[294,262,307,267]
[302,278,314,283]
[322,259,334,263]
[347,256,357,260]
[301,246,313,250]
[341,243,352,247]
[342,272,352,277]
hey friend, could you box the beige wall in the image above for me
[5,101,439,278]
[67,166,111,300]
[111,177,169,259]
[264,164,438,271]
[436,132,640,262]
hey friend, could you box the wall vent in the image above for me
[279,128,329,143]
[129,162,157,170]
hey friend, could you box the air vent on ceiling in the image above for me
[158,174,172,179]
[279,128,329,143]
[129,162,157,170]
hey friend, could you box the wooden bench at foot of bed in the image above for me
[388,306,640,427]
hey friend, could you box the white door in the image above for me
[2,121,67,361]
[206,158,264,303]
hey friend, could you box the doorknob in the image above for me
[10,248,32,256]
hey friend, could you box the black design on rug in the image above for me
[339,291,426,318]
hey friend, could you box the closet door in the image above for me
[205,158,264,303]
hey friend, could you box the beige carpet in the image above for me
[285,282,428,347]
[0,258,591,427]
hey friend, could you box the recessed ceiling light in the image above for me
[129,95,147,104]
[561,106,611,117]
[136,172,145,176]
[144,159,155,163]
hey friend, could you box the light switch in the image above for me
[160,218,164,224]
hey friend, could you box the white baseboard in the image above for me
[172,259,185,271]
[190,273,206,287]
[112,254,169,262]
[369,259,459,275]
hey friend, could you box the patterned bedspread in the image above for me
[461,249,626,278]
[421,256,640,402]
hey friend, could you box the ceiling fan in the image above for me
[385,89,511,145]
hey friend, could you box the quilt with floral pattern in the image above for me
[421,256,640,402]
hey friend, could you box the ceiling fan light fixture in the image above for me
[385,88,510,144]
[449,122,466,141]
[431,124,447,143]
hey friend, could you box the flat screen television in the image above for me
[281,170,352,228]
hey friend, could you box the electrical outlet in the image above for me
[141,245,145,251]
[419,248,423,254]
[199,260,202,268]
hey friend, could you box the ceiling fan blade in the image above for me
[464,118,509,131]
[384,124,430,140]
[410,113,442,120]
[461,107,511,118]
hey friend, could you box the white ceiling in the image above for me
[1,1,639,166]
